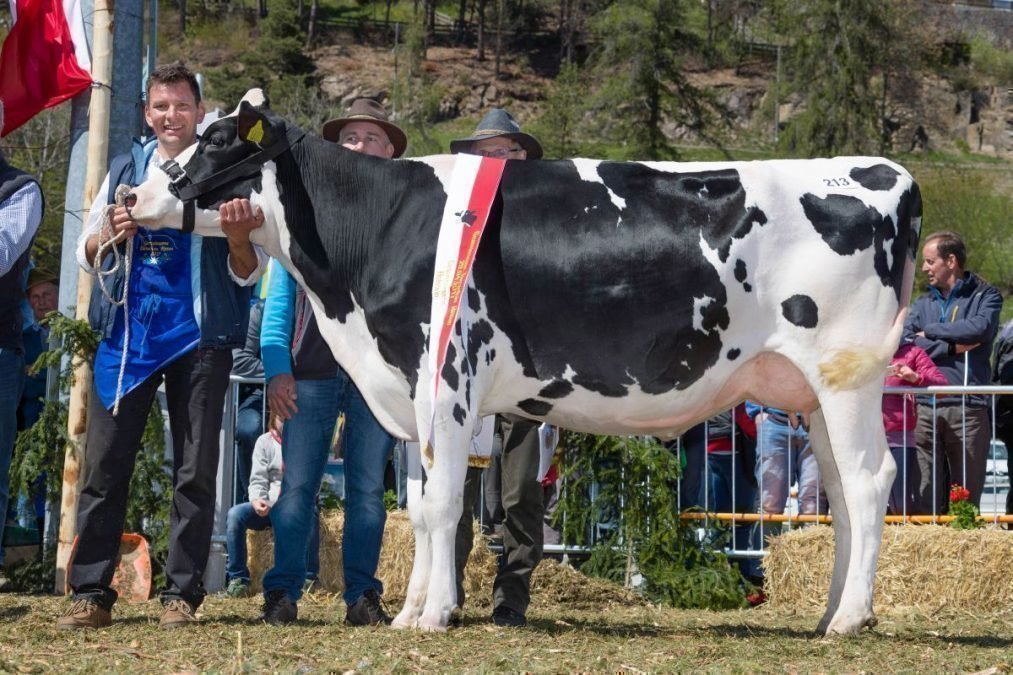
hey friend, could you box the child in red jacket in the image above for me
[884,343,948,515]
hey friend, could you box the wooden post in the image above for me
[55,0,114,594]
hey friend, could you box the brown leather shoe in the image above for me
[159,598,198,629]
[57,598,112,630]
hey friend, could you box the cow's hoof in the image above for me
[416,610,450,633]
[391,609,419,630]
[824,610,877,636]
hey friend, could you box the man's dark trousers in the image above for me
[492,415,545,615]
[69,348,232,609]
[455,415,544,614]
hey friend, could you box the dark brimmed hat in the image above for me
[26,267,58,291]
[450,108,543,160]
[321,98,408,158]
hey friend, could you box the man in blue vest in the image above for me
[57,62,266,630]
[0,97,44,587]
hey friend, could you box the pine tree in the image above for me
[771,0,906,157]
[587,0,729,160]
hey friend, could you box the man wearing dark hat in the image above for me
[256,98,404,626]
[450,108,547,628]
[0,97,44,583]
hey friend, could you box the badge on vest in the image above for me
[138,234,179,266]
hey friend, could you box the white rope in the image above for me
[94,184,134,416]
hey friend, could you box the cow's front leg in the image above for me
[415,419,471,632]
[392,442,429,629]
[808,386,893,636]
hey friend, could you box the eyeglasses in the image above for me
[477,147,523,159]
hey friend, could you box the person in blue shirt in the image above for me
[57,62,267,631]
[255,98,404,626]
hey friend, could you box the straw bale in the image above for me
[764,524,1013,614]
[530,559,645,609]
[248,510,498,602]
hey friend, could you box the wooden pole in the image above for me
[55,0,115,594]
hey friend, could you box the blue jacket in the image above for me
[260,259,339,382]
[903,272,1003,407]
[88,138,252,350]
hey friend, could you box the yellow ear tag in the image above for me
[246,120,265,144]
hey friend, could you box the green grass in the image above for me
[4,593,1010,672]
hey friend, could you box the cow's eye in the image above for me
[208,134,227,148]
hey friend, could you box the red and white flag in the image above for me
[0,0,92,136]
[423,154,505,461]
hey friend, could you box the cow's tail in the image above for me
[819,307,908,390]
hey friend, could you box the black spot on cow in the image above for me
[539,379,574,399]
[727,348,740,360]
[800,190,917,301]
[467,286,481,313]
[781,295,819,329]
[452,403,467,425]
[466,319,495,375]
[441,343,459,391]
[849,164,899,191]
[485,349,496,366]
[734,259,747,283]
[734,259,751,292]
[491,160,756,397]
[517,399,553,416]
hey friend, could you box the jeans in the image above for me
[0,348,25,565]
[225,501,320,583]
[261,371,393,604]
[708,452,761,580]
[887,445,917,516]
[233,386,264,504]
[751,413,827,567]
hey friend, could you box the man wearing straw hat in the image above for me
[256,98,405,626]
[450,108,545,628]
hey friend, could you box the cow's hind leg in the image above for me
[392,442,430,629]
[808,385,895,635]
[414,419,470,632]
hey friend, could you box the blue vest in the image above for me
[88,139,252,349]
[89,140,252,408]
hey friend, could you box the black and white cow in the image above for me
[128,90,921,635]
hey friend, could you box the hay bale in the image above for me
[530,559,645,609]
[248,510,498,602]
[764,524,1013,614]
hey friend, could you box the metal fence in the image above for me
[204,380,1011,585]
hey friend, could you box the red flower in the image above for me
[949,484,971,503]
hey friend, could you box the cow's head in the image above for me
[128,89,300,255]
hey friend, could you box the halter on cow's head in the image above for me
[127,89,303,249]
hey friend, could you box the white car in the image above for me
[986,440,1009,489]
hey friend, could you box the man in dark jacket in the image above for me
[57,62,266,631]
[903,230,1003,515]
[0,97,44,582]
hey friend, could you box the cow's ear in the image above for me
[237,101,277,147]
